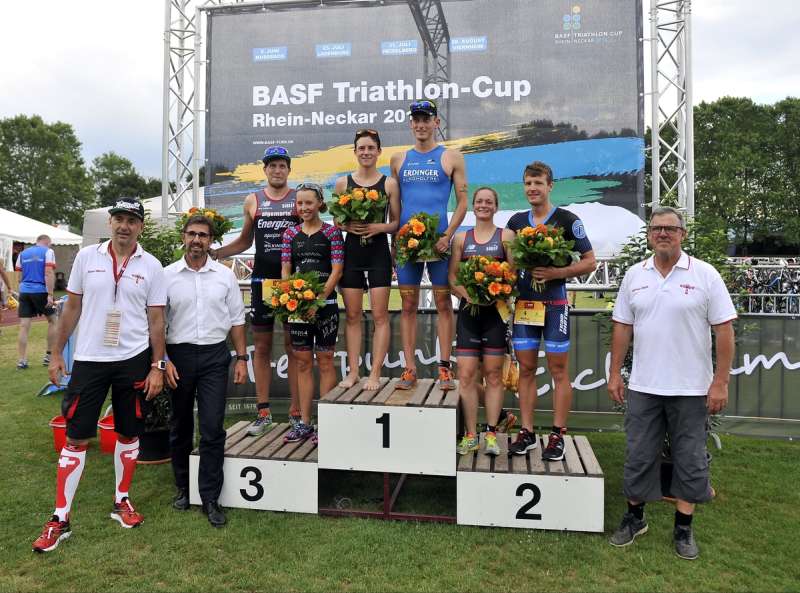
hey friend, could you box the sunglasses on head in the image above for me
[296,182,324,200]
[409,99,437,112]
[263,146,289,157]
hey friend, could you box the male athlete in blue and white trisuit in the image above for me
[390,100,467,391]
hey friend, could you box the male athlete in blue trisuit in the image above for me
[390,100,467,390]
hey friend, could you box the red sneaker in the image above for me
[32,516,71,553]
[110,497,144,528]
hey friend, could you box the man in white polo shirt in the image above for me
[33,198,167,553]
[163,214,248,528]
[607,206,736,561]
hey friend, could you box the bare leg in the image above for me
[399,286,419,372]
[457,356,480,435]
[340,288,364,387]
[252,331,273,406]
[284,331,300,414]
[294,349,314,424]
[316,351,337,400]
[433,288,454,364]
[515,349,540,431]
[482,355,505,427]
[365,286,390,389]
[547,352,572,428]
[46,313,57,355]
[17,317,32,361]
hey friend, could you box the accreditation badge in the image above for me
[261,278,282,303]
[103,309,123,346]
[514,300,545,327]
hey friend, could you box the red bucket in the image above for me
[98,414,116,454]
[49,415,67,453]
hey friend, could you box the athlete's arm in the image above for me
[0,261,13,294]
[48,291,82,384]
[322,263,343,301]
[442,149,468,239]
[214,194,256,258]
[500,228,516,271]
[45,267,55,305]
[365,176,401,238]
[447,232,469,302]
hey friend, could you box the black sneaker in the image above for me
[673,525,699,560]
[508,428,538,455]
[609,512,648,547]
[542,432,565,461]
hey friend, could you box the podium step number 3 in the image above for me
[189,421,318,514]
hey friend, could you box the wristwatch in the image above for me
[151,360,167,371]
[235,354,249,362]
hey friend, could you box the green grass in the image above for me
[1,324,799,592]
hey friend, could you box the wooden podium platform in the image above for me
[317,378,458,476]
[456,432,604,532]
[189,420,317,513]
[188,376,605,531]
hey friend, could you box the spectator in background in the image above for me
[15,234,57,369]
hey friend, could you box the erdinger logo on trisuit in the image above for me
[402,168,440,183]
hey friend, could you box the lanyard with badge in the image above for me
[104,245,132,347]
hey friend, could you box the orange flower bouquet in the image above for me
[395,212,445,265]
[455,255,518,315]
[507,224,580,291]
[267,271,327,323]
[328,187,388,245]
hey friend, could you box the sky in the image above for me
[1,0,798,179]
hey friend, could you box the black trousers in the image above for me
[167,341,231,503]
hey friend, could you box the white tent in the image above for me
[0,208,83,284]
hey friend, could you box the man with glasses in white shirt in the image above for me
[607,206,736,560]
[164,215,248,527]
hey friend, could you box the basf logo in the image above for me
[554,3,623,45]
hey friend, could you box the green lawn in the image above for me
[1,323,798,592]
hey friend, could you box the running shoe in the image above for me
[484,432,501,456]
[32,516,71,553]
[246,412,274,436]
[284,422,315,443]
[396,368,417,390]
[508,428,538,455]
[42,353,51,366]
[542,432,565,461]
[496,410,517,433]
[16,359,28,370]
[288,411,303,428]
[609,512,648,547]
[110,497,144,528]
[457,433,480,455]
[674,525,699,560]
[437,366,456,391]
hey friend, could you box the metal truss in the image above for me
[648,0,694,215]
[162,0,247,220]
[406,0,451,140]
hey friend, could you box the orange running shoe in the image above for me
[110,497,144,529]
[32,516,71,553]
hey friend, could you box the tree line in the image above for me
[1,97,798,251]
[0,114,166,230]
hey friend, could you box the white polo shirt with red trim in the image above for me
[612,251,737,396]
[67,241,166,362]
